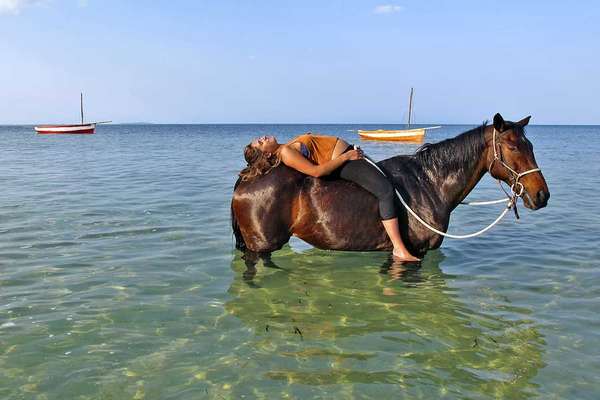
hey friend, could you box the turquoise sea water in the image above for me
[0,124,599,399]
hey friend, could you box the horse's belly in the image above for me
[294,231,391,251]
[291,182,391,251]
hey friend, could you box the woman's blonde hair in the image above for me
[238,144,281,181]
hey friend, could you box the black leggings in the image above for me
[333,148,397,220]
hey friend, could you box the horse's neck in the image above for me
[440,154,489,210]
[421,132,491,212]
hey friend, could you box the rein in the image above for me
[361,128,542,239]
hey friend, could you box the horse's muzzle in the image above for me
[526,189,549,210]
[536,189,550,208]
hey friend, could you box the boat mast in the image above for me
[80,92,84,124]
[407,87,414,128]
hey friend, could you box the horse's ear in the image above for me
[493,113,506,132]
[516,115,531,127]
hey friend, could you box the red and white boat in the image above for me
[35,123,96,134]
[34,93,110,135]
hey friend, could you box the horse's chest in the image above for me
[407,208,448,253]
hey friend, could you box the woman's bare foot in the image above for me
[392,248,421,263]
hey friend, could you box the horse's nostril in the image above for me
[536,190,549,205]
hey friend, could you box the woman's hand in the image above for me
[344,147,364,161]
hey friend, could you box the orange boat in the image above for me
[34,93,110,134]
[358,127,427,142]
[358,88,439,142]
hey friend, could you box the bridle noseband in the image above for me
[489,128,541,217]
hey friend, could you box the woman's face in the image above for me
[251,135,279,154]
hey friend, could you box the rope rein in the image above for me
[359,128,541,239]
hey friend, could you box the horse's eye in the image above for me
[507,145,518,152]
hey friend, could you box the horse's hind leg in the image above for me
[262,253,285,270]
[242,250,285,270]
[242,251,261,282]
[241,250,286,285]
[238,222,292,255]
[232,200,292,254]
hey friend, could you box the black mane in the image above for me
[415,123,488,173]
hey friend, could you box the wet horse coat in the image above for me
[232,115,549,258]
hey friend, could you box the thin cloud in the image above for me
[0,0,46,14]
[373,4,404,14]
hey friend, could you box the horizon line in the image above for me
[2,122,600,127]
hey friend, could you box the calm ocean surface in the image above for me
[0,124,599,399]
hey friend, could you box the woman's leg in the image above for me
[338,159,420,262]
[381,218,420,261]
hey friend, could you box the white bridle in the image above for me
[489,128,541,198]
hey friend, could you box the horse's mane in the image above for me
[414,123,488,173]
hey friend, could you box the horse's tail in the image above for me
[231,177,247,251]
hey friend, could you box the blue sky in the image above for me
[1,0,599,124]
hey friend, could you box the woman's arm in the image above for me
[279,146,363,178]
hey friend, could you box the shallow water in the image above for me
[0,124,599,399]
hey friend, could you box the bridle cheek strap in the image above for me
[489,128,541,219]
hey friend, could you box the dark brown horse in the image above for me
[231,114,549,258]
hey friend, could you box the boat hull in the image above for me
[358,128,425,142]
[35,124,96,134]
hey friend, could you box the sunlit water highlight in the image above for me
[0,124,599,399]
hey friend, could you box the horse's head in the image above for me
[487,113,549,210]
